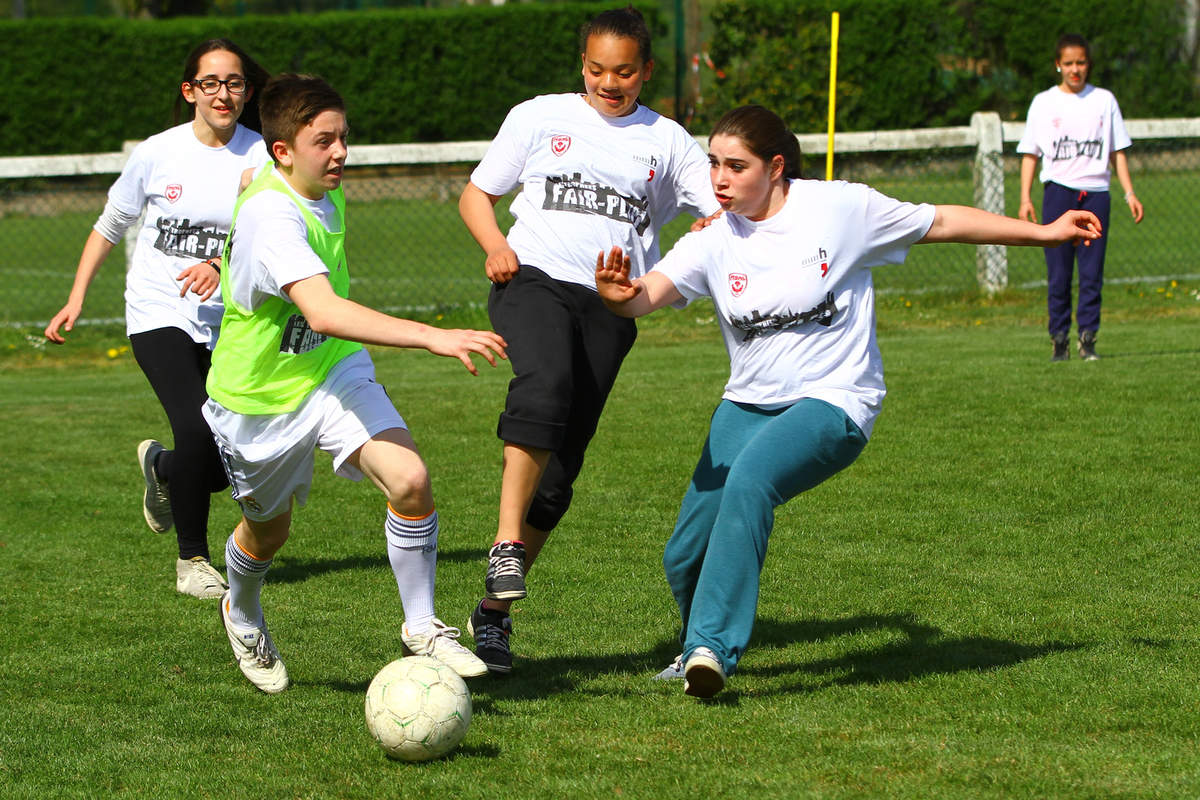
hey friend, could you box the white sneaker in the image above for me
[402,618,488,678]
[176,557,228,599]
[653,654,685,681]
[684,646,726,698]
[220,591,288,694]
[137,439,172,533]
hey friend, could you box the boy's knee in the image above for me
[383,462,432,513]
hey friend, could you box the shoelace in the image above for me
[488,550,524,580]
[474,621,509,651]
[252,633,278,668]
[192,560,224,589]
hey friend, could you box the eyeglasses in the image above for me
[190,77,248,95]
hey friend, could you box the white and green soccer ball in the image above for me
[365,655,472,761]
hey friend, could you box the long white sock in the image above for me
[386,506,438,634]
[224,531,271,629]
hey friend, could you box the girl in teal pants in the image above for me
[595,104,1103,697]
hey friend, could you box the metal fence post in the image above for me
[972,111,1007,293]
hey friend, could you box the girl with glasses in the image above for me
[45,39,270,601]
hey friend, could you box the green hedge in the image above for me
[698,0,1197,134]
[0,2,668,155]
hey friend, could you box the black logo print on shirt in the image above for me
[729,291,838,342]
[279,314,328,355]
[1051,136,1102,161]
[153,217,227,259]
[543,173,651,235]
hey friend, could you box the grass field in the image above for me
[2,289,1198,798]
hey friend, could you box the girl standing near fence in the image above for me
[595,104,1102,697]
[1017,33,1143,361]
[457,5,719,674]
[45,39,270,599]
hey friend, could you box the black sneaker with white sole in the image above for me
[467,601,513,675]
[485,540,527,600]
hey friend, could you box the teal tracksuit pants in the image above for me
[663,398,867,675]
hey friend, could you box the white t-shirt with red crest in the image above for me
[99,122,267,347]
[470,93,719,289]
[654,179,935,438]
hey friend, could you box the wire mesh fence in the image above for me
[3,123,1197,329]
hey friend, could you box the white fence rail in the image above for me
[3,112,1199,296]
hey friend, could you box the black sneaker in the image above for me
[1078,330,1099,361]
[1051,331,1070,362]
[467,601,513,675]
[485,540,527,600]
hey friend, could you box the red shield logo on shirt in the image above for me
[729,273,748,297]
[165,184,182,203]
[551,135,571,156]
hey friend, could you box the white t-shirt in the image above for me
[100,122,268,347]
[470,93,719,288]
[1016,84,1132,192]
[654,179,935,439]
[223,178,340,312]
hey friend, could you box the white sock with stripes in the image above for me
[224,531,271,630]
[385,507,438,634]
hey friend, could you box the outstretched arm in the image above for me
[594,246,683,318]
[919,205,1102,247]
[286,274,507,375]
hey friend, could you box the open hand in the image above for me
[594,245,641,305]
[427,328,508,375]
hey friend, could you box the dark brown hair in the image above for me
[1055,33,1091,63]
[259,74,346,163]
[579,5,652,64]
[172,38,269,132]
[710,105,803,180]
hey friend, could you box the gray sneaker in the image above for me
[653,654,684,681]
[684,647,726,698]
[176,557,228,599]
[137,439,172,533]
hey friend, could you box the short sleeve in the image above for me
[858,188,936,267]
[651,227,714,306]
[671,134,721,218]
[470,101,537,196]
[106,141,152,218]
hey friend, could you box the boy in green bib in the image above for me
[203,74,507,694]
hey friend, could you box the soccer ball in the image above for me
[364,656,472,761]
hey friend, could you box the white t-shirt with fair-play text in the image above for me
[470,93,719,288]
[100,122,268,347]
[1016,84,1132,192]
[654,179,935,439]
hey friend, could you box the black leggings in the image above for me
[129,327,228,560]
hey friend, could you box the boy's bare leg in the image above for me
[352,428,486,678]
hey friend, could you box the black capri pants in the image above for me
[488,266,637,532]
